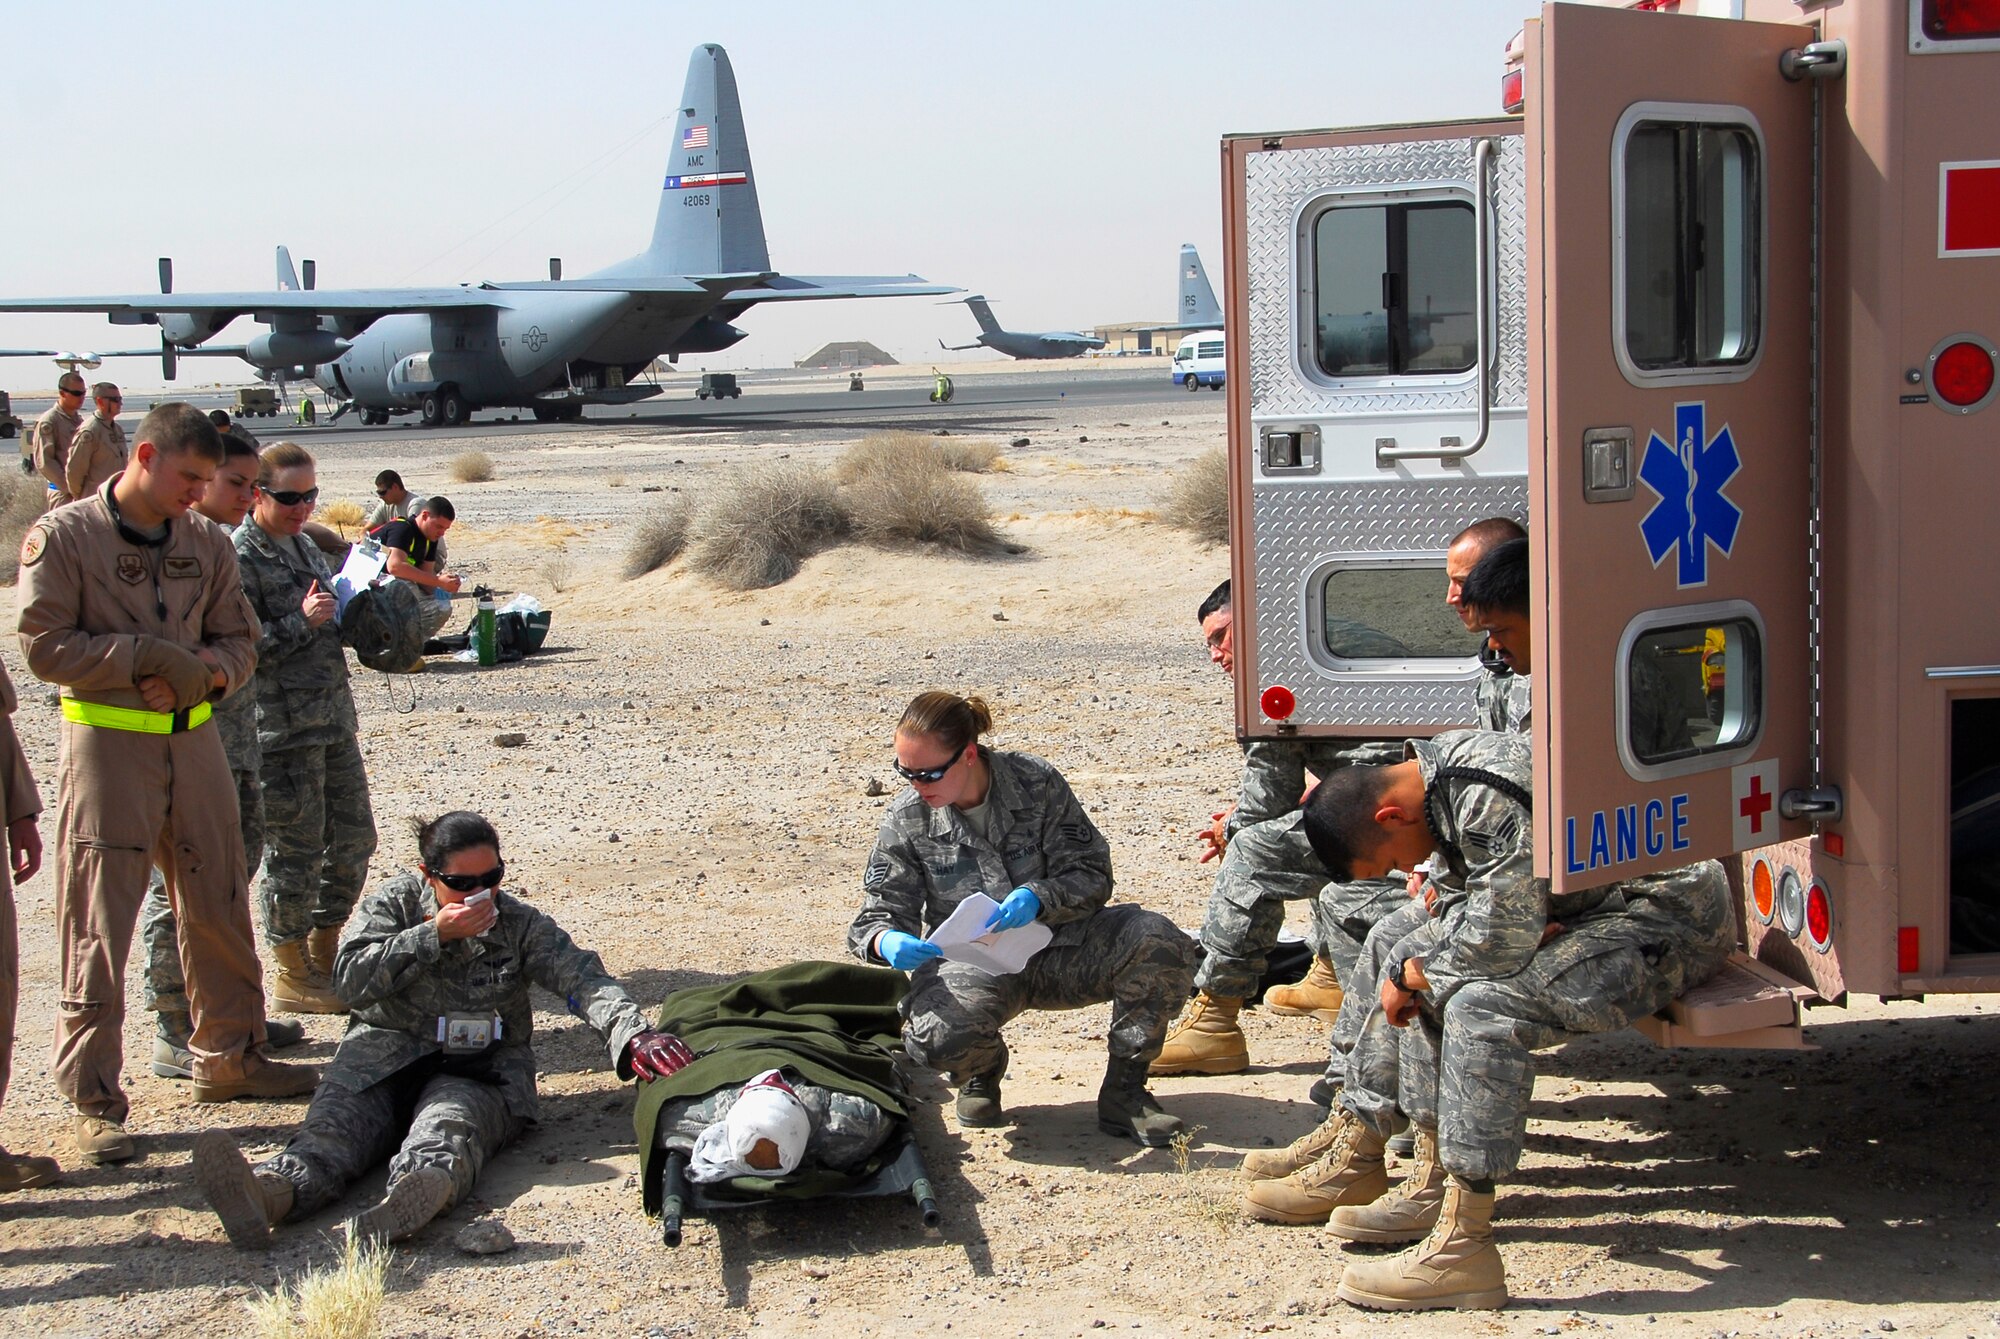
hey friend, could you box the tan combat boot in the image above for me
[307,924,344,979]
[72,1114,135,1165]
[1262,956,1344,1023]
[271,940,345,1015]
[1328,1125,1445,1243]
[1242,1107,1350,1181]
[1335,1177,1508,1312]
[190,1055,322,1103]
[0,1146,61,1192]
[1148,993,1248,1077]
[1242,1108,1389,1225]
[344,1164,454,1245]
[194,1130,295,1250]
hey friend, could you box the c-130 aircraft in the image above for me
[0,45,951,427]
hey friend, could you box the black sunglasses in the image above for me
[374,488,391,498]
[101,395,122,404]
[262,486,320,506]
[892,751,962,785]
[59,385,84,395]
[426,859,505,894]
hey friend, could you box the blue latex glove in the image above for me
[983,886,1042,933]
[877,929,944,971]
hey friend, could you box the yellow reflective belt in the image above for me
[61,699,212,734]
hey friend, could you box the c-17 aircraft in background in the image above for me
[0,44,952,427]
[938,296,1106,360]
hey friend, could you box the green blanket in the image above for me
[634,960,909,1208]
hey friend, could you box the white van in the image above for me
[1172,330,1225,391]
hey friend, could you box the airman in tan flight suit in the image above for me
[16,403,319,1166]
[62,383,128,507]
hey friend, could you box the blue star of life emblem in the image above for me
[1638,401,1743,588]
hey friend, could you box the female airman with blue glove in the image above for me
[849,691,1197,1147]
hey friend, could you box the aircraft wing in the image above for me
[0,288,508,322]
[719,275,960,302]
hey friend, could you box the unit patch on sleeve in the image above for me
[19,525,46,568]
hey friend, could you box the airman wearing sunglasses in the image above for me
[17,404,321,1167]
[30,374,87,505]
[194,810,693,1249]
[61,382,128,508]
[234,442,377,1016]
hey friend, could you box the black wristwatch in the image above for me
[1391,956,1416,992]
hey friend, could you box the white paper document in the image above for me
[929,892,1053,977]
[331,540,388,619]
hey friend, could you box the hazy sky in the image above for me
[0,0,1545,393]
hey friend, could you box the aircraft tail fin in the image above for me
[276,246,301,291]
[959,295,1002,336]
[1178,244,1221,327]
[646,44,770,275]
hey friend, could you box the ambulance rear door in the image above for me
[1525,3,1817,889]
[1224,118,1529,741]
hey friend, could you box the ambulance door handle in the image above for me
[1376,137,1494,468]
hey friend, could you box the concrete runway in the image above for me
[9,364,1216,449]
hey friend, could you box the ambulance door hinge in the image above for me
[1780,40,1846,82]
[1779,785,1843,823]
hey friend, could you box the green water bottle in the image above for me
[475,594,498,667]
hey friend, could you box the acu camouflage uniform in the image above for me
[235,518,377,947]
[1199,736,1403,999]
[1334,731,1735,1182]
[141,517,266,1016]
[849,749,1196,1081]
[1475,659,1532,736]
[253,871,650,1218]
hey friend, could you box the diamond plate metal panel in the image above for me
[1252,477,1529,728]
[1245,134,1526,420]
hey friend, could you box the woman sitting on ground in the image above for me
[194,810,695,1249]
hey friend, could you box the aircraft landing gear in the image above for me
[533,404,583,423]
[422,385,472,427]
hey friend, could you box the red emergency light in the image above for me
[1260,684,1296,722]
[1500,67,1524,115]
[1805,880,1834,954]
[1930,338,1997,409]
[1922,0,2000,40]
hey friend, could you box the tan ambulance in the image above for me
[1222,0,2000,1041]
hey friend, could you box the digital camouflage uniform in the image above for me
[1475,664,1532,735]
[141,520,265,1016]
[235,518,376,947]
[849,749,1196,1079]
[1201,737,1403,998]
[1335,731,1735,1182]
[254,872,650,1218]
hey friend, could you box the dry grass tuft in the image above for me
[834,432,1011,555]
[318,499,367,531]
[538,551,574,593]
[245,1235,389,1339]
[605,473,627,489]
[448,450,495,484]
[690,465,849,589]
[932,439,1004,474]
[1163,449,1229,545]
[622,494,698,580]
[0,470,49,585]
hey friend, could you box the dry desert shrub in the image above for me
[689,465,849,589]
[932,438,1003,473]
[0,469,48,584]
[448,450,495,484]
[244,1235,388,1339]
[835,431,1000,483]
[318,498,366,531]
[846,462,1007,554]
[1163,448,1229,545]
[538,550,574,593]
[622,493,698,579]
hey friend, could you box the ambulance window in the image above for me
[1622,616,1762,770]
[1618,117,1761,376]
[1310,200,1476,379]
[1314,564,1474,664]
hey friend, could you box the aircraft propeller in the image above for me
[158,256,177,381]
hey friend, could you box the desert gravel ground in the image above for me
[2,362,1998,1338]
